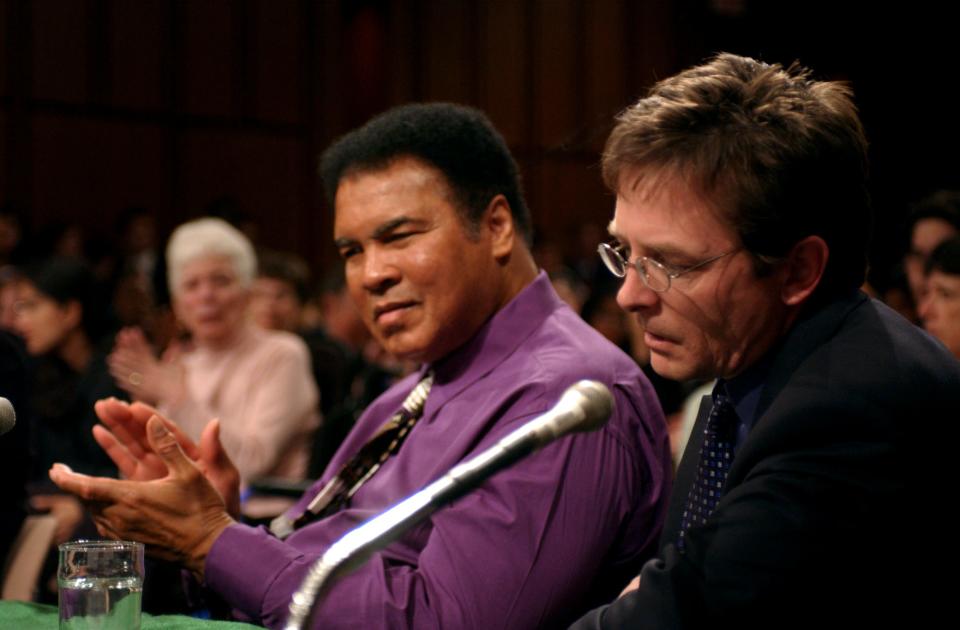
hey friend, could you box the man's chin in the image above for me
[648,354,699,383]
[378,333,426,363]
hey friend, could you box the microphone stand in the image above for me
[282,379,612,630]
[283,440,532,629]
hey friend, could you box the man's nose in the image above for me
[361,247,401,294]
[616,266,659,312]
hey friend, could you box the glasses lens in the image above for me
[642,258,671,292]
[598,243,626,278]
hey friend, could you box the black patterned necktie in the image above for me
[270,372,434,539]
[677,393,738,552]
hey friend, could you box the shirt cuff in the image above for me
[204,522,303,621]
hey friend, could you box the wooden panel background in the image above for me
[1,0,958,279]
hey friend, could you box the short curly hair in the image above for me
[320,102,532,245]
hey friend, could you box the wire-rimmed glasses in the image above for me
[597,241,740,292]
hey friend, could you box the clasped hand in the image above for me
[49,399,239,580]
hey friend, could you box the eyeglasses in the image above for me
[597,241,740,292]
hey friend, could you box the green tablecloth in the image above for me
[0,601,262,628]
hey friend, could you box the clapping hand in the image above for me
[91,398,241,517]
[107,327,184,405]
[51,414,236,580]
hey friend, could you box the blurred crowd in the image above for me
[2,187,960,602]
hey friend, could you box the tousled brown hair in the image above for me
[604,53,871,301]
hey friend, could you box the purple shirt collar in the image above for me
[424,271,564,413]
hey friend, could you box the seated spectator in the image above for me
[902,190,960,313]
[250,250,312,334]
[251,250,375,475]
[0,265,22,331]
[251,252,357,413]
[107,218,319,486]
[11,258,121,546]
[548,266,589,313]
[306,266,397,475]
[919,236,960,358]
[0,206,27,267]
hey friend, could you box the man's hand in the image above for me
[93,398,241,517]
[50,415,235,581]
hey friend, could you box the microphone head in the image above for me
[566,380,614,432]
[0,397,16,436]
[550,380,614,438]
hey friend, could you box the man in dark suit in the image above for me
[573,52,960,629]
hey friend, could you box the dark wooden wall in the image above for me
[2,0,958,279]
[1,0,680,270]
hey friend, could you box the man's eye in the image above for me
[383,232,415,244]
[654,254,691,272]
[339,246,361,260]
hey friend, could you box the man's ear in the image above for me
[483,194,516,260]
[780,235,829,306]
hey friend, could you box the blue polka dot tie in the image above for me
[677,393,738,552]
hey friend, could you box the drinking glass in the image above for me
[58,540,144,630]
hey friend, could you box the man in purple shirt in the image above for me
[51,103,671,629]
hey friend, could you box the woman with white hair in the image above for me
[107,217,319,485]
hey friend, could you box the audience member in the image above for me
[548,266,589,313]
[0,206,28,267]
[0,265,21,331]
[11,258,121,547]
[918,235,960,358]
[303,266,397,474]
[251,250,390,474]
[107,218,319,485]
[250,250,311,334]
[902,190,960,312]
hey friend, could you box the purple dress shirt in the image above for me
[204,272,671,629]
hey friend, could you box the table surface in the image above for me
[0,600,263,628]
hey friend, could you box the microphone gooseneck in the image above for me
[283,380,614,630]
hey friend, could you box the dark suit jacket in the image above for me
[572,292,960,629]
[0,331,30,566]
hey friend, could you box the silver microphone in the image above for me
[283,380,614,630]
[0,397,15,436]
